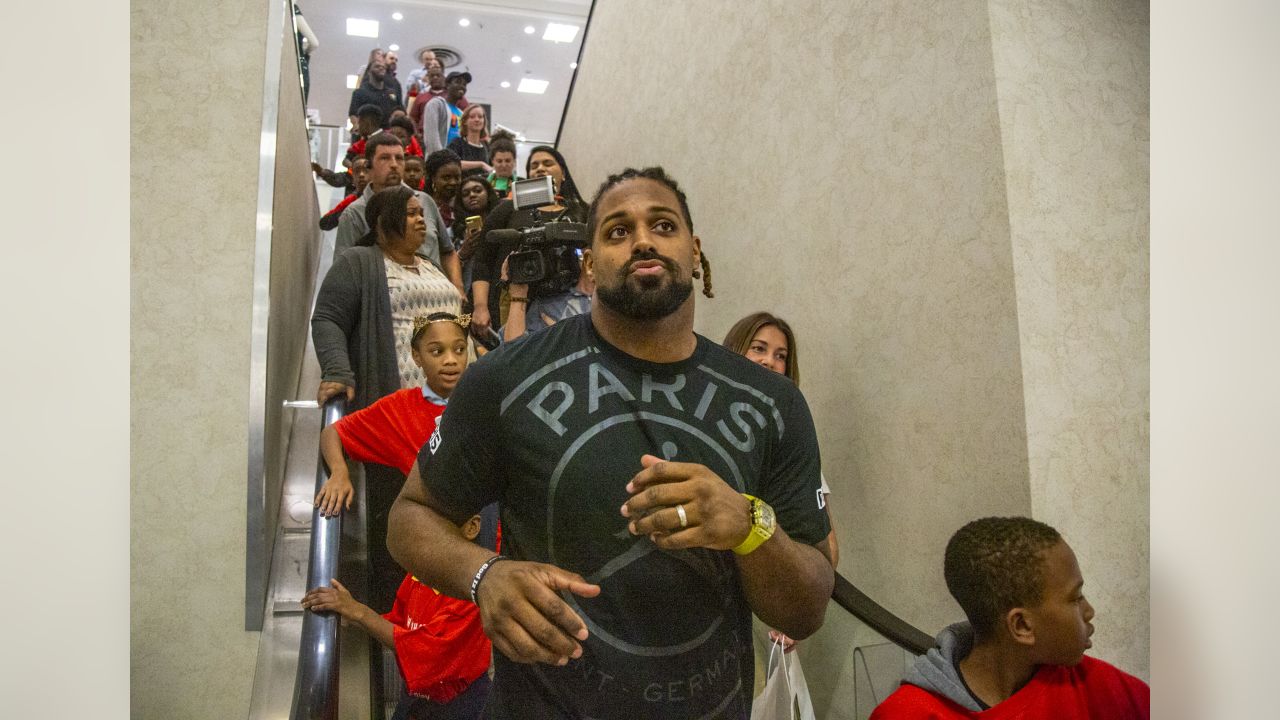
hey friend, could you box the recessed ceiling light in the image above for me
[524,25,535,34]
[458,18,470,27]
[570,62,577,69]
[543,23,579,43]
[511,55,522,63]
[346,18,380,38]
[517,78,549,94]
[346,74,359,89]
[391,12,403,21]
[500,81,511,88]
[388,44,399,51]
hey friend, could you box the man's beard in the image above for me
[596,252,693,321]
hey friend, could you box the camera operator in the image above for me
[500,252,593,342]
[470,146,588,338]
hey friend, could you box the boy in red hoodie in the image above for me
[871,517,1148,719]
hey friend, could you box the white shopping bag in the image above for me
[750,636,817,720]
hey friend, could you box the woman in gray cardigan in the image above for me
[312,186,462,412]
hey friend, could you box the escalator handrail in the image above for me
[830,571,935,655]
[290,397,347,720]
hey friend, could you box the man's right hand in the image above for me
[475,559,601,666]
[317,381,355,405]
[471,305,491,336]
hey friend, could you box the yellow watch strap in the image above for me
[732,494,773,556]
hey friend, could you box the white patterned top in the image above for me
[384,255,462,389]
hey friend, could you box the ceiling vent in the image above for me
[417,46,463,70]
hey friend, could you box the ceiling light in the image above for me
[517,78,549,94]
[346,75,359,89]
[500,81,511,88]
[524,26,535,34]
[570,62,577,69]
[391,12,403,21]
[346,18,380,38]
[511,55,522,63]
[388,44,399,51]
[458,18,470,27]
[543,23,579,43]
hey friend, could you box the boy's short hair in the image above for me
[403,154,425,168]
[356,103,385,125]
[943,516,1062,639]
[388,115,416,136]
[489,137,517,159]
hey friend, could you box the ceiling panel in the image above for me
[298,0,590,142]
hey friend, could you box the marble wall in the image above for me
[559,0,1149,711]
[131,0,317,716]
[988,0,1150,678]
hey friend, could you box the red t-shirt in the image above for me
[382,576,492,703]
[334,387,442,474]
[870,656,1150,719]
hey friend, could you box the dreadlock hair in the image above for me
[944,517,1064,640]
[586,166,714,298]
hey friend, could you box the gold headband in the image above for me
[412,314,472,335]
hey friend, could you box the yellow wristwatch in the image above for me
[731,494,776,556]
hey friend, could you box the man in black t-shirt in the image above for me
[388,167,834,719]
[347,58,402,134]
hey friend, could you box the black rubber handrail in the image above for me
[290,397,347,720]
[830,571,935,655]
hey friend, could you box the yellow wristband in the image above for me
[731,494,776,556]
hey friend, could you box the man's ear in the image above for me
[461,515,482,541]
[1006,607,1036,647]
[582,248,594,279]
[692,236,701,267]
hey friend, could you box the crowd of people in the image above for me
[302,38,1148,720]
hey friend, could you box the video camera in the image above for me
[487,176,589,289]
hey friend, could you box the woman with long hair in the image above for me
[447,104,493,175]
[469,145,589,337]
[723,311,837,658]
[451,174,499,289]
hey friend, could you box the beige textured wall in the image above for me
[132,0,268,716]
[257,15,324,603]
[560,0,1149,709]
[989,0,1150,678]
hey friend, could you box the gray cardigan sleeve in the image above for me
[311,254,361,387]
[334,202,364,257]
[423,98,448,153]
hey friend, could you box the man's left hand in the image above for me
[621,454,752,551]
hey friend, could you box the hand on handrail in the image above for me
[314,465,354,517]
[317,381,354,405]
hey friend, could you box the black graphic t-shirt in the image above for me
[421,313,828,720]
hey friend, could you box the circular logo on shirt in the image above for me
[547,412,745,657]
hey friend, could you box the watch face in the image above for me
[758,501,776,532]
